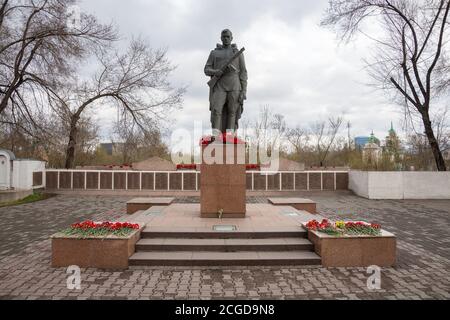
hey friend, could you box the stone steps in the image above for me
[135,237,314,252]
[140,228,308,239]
[129,226,321,266]
[129,250,321,266]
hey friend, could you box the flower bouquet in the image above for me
[62,220,140,238]
[305,219,382,236]
[200,132,246,146]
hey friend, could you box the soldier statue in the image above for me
[204,29,248,135]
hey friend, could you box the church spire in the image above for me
[389,122,396,135]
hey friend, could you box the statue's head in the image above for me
[221,29,233,46]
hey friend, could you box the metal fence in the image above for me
[44,170,349,191]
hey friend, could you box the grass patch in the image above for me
[0,192,56,208]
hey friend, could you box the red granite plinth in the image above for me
[200,142,246,218]
[51,228,142,269]
[307,229,396,267]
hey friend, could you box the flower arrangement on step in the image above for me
[305,219,382,236]
[246,164,260,171]
[200,132,246,146]
[62,221,140,238]
[176,164,197,170]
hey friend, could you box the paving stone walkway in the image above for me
[0,193,448,300]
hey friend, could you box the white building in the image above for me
[0,149,46,191]
[362,132,382,163]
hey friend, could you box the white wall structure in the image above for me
[349,171,450,199]
[367,172,404,199]
[0,149,15,190]
[348,170,369,199]
[402,172,450,199]
[0,149,47,191]
[12,160,46,190]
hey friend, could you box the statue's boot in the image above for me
[226,91,240,132]
[211,110,223,134]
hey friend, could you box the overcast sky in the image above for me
[79,0,403,144]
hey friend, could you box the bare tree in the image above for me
[286,125,310,158]
[51,39,184,168]
[310,117,343,166]
[433,106,450,153]
[406,133,436,170]
[253,105,287,156]
[322,0,450,171]
[111,118,140,164]
[0,0,117,125]
[111,116,169,164]
[0,109,99,167]
[270,113,288,153]
[253,105,271,151]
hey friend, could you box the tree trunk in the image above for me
[422,110,447,171]
[0,84,16,115]
[0,73,25,115]
[64,116,79,169]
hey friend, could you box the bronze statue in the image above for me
[204,29,248,134]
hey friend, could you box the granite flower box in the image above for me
[303,220,396,267]
[51,222,143,269]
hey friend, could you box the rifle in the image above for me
[207,47,245,89]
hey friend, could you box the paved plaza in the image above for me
[0,192,449,300]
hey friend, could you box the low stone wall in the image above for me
[45,171,198,191]
[349,171,450,199]
[45,170,349,192]
[0,189,33,203]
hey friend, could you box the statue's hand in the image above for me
[214,69,224,77]
[238,92,247,104]
[225,65,237,73]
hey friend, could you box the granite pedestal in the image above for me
[200,142,246,218]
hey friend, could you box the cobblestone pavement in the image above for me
[0,193,449,300]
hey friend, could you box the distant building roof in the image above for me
[368,131,380,144]
[355,136,370,149]
[355,133,381,148]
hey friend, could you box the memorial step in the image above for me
[135,237,314,252]
[140,228,308,239]
[129,250,321,266]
